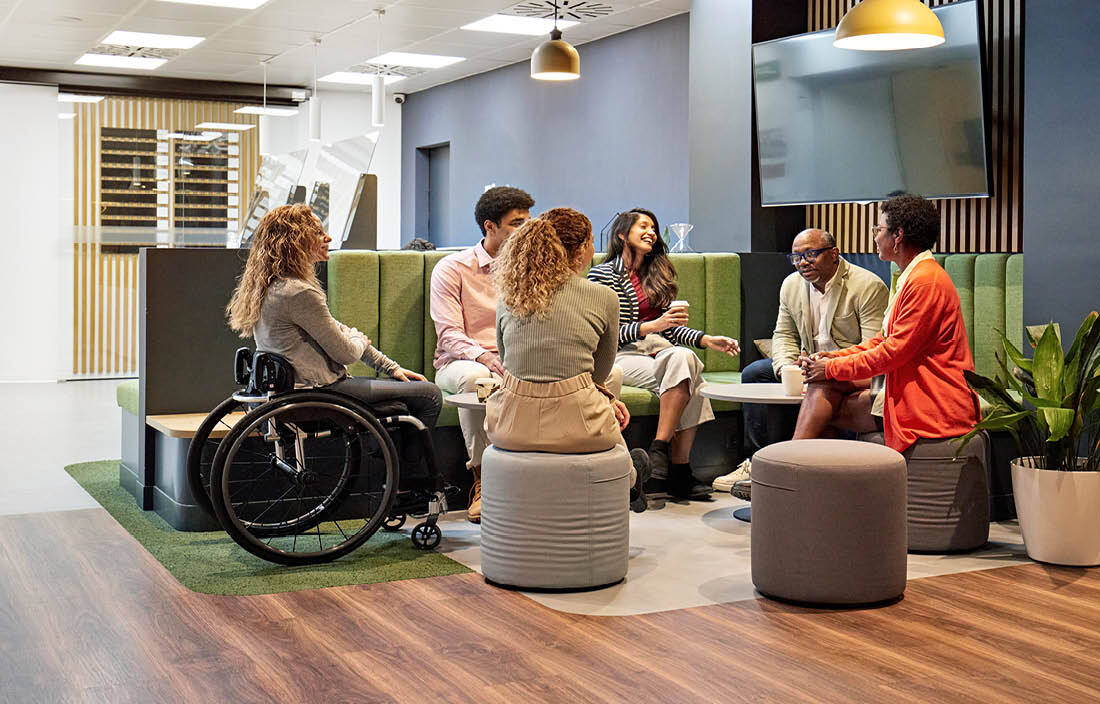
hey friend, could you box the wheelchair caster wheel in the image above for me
[411,523,441,550]
[383,514,406,532]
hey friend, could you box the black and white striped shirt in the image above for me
[587,257,706,350]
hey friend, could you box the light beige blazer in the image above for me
[770,257,889,376]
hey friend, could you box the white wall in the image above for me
[262,89,402,248]
[0,84,62,381]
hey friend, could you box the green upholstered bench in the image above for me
[326,250,746,480]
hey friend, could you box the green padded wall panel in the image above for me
[668,254,707,352]
[377,252,425,376]
[1005,254,1024,353]
[421,251,452,382]
[944,254,978,359]
[327,251,380,377]
[974,254,1012,378]
[704,253,741,372]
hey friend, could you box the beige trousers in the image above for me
[435,359,499,470]
[616,337,714,431]
[486,371,623,454]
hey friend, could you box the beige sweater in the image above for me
[495,276,620,384]
[254,278,399,386]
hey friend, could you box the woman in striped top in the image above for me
[587,208,740,499]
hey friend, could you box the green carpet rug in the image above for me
[65,461,470,596]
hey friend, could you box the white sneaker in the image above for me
[712,458,751,492]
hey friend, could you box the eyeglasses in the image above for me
[786,247,834,265]
[871,225,894,238]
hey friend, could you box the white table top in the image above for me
[442,391,487,410]
[701,382,805,404]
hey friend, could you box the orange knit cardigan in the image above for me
[825,258,980,452]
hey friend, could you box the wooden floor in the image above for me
[3,508,1100,703]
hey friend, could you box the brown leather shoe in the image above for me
[467,465,482,523]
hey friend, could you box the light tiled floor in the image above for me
[438,497,1028,616]
[0,379,117,516]
[5,379,1029,616]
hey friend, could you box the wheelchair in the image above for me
[186,348,460,565]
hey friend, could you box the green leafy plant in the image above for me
[957,311,1100,471]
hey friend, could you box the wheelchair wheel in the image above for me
[382,514,406,532]
[186,396,248,517]
[209,392,398,565]
[411,522,441,550]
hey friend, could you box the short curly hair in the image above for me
[474,186,534,235]
[881,194,940,251]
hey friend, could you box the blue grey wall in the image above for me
[1023,0,1100,333]
[690,0,753,252]
[401,15,692,249]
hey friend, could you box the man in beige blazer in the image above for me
[714,228,889,493]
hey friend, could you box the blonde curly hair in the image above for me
[226,204,324,337]
[494,207,592,318]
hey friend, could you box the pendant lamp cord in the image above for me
[551,0,561,40]
[261,60,267,111]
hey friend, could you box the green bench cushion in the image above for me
[328,251,380,377]
[704,253,741,372]
[117,380,139,416]
[378,252,426,376]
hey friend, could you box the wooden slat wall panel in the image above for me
[72,97,259,377]
[804,0,1023,254]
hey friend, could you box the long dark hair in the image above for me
[605,207,677,309]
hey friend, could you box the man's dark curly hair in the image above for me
[881,194,940,251]
[474,186,534,235]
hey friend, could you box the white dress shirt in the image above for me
[807,267,841,354]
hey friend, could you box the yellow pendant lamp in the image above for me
[531,1,580,81]
[834,0,945,51]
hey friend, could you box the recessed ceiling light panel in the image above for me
[366,52,465,69]
[156,0,271,8]
[462,14,579,36]
[319,71,407,86]
[75,54,167,70]
[103,30,205,49]
[233,106,299,116]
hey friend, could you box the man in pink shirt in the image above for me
[430,186,534,522]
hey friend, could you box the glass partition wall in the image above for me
[69,94,381,378]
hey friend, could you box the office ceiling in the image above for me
[0,0,690,93]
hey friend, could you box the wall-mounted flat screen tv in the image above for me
[752,0,991,206]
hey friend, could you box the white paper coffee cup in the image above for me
[670,300,690,309]
[781,365,805,396]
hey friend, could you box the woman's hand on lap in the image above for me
[393,368,426,382]
[804,358,829,384]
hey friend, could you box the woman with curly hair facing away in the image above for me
[587,208,740,500]
[226,204,442,464]
[487,207,650,512]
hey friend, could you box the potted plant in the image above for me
[958,311,1100,566]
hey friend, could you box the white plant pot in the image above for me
[1011,457,1100,567]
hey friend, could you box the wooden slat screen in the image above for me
[804,0,1023,253]
[73,97,259,377]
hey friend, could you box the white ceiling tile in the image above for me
[110,18,229,38]
[128,2,245,24]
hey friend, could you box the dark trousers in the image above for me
[741,358,800,455]
[327,377,444,481]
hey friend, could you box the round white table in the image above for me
[442,391,486,410]
[700,382,805,522]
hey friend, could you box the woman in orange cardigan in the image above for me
[795,194,980,453]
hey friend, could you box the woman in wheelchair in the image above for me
[190,204,447,564]
[226,203,442,430]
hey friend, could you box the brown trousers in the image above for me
[485,371,622,453]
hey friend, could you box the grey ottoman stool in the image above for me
[480,444,631,590]
[861,431,990,553]
[751,439,908,605]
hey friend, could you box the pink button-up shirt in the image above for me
[430,240,499,369]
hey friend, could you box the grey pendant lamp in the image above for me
[531,0,580,81]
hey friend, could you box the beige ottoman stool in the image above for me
[751,439,908,605]
[861,431,990,553]
[480,444,631,590]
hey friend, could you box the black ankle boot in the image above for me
[629,449,650,513]
[644,440,671,497]
[669,462,712,500]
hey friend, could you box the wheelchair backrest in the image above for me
[234,347,296,394]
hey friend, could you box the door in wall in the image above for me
[427,144,451,246]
